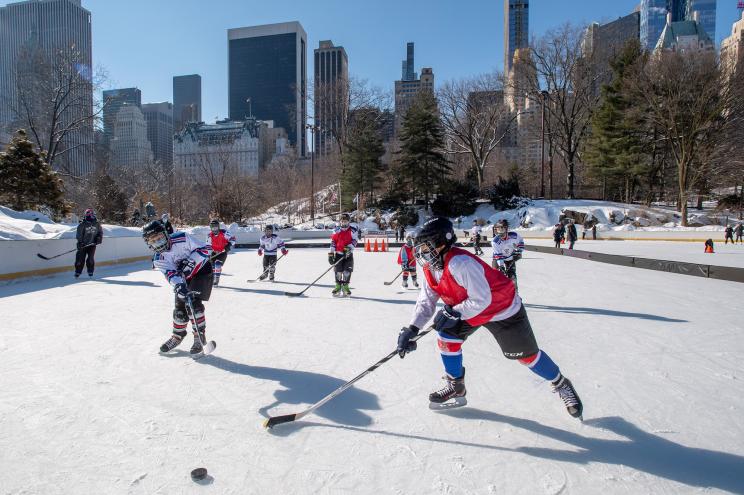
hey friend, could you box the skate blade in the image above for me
[429,397,468,411]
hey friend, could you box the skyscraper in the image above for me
[0,0,93,175]
[110,104,152,168]
[142,102,173,167]
[314,40,348,155]
[640,0,715,50]
[228,22,307,156]
[102,88,141,148]
[173,74,201,132]
[401,42,416,81]
[504,0,529,73]
[394,67,434,136]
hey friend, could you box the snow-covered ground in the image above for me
[1,247,742,494]
[527,239,744,269]
[0,206,141,241]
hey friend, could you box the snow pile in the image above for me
[0,205,143,241]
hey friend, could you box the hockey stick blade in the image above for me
[191,340,217,360]
[284,291,303,297]
[263,413,298,429]
[36,253,52,260]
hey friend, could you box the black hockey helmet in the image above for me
[414,217,456,269]
[264,224,274,234]
[339,213,351,228]
[494,219,508,236]
[142,220,169,253]
[209,219,220,233]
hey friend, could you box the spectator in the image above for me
[566,220,578,250]
[592,224,597,240]
[735,223,743,244]
[131,208,141,226]
[724,225,734,244]
[145,201,156,221]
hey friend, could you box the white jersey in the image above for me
[491,232,525,266]
[470,225,482,237]
[259,234,286,255]
[153,232,212,287]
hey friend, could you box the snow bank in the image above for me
[0,206,143,241]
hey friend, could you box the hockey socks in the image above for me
[519,350,561,382]
[437,332,464,379]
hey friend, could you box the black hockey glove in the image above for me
[397,325,420,358]
[174,282,188,301]
[328,252,336,265]
[224,244,231,254]
[512,253,522,261]
[434,305,463,334]
[344,246,353,259]
[179,258,196,278]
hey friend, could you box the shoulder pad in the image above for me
[170,232,185,240]
[508,232,519,239]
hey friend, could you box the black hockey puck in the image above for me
[191,468,208,481]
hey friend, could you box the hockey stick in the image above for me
[37,243,96,261]
[383,269,404,286]
[284,255,346,297]
[184,292,216,358]
[248,253,286,282]
[263,326,434,429]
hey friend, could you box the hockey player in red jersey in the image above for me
[397,233,418,289]
[206,219,236,286]
[328,213,358,297]
[395,217,583,418]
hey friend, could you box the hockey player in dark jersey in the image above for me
[491,219,524,288]
[398,233,418,288]
[258,225,288,281]
[206,219,236,286]
[328,213,358,297]
[395,217,583,418]
[143,220,214,357]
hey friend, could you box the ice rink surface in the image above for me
[1,245,743,494]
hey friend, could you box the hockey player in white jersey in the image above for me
[258,225,288,281]
[491,219,524,289]
[142,220,214,357]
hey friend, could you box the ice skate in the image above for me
[342,284,351,297]
[190,330,205,357]
[401,279,408,289]
[332,283,342,297]
[552,376,583,420]
[429,368,467,410]
[159,331,186,353]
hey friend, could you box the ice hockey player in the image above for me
[398,233,419,289]
[491,219,524,288]
[395,217,583,418]
[74,208,103,278]
[258,224,287,281]
[469,222,484,255]
[725,225,734,245]
[143,220,213,357]
[206,219,236,286]
[329,213,358,297]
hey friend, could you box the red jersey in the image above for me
[416,247,519,327]
[398,245,414,266]
[207,229,235,253]
[330,227,357,253]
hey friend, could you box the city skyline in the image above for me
[0,0,740,129]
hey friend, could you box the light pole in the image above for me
[539,91,547,198]
[246,98,252,118]
[305,121,323,226]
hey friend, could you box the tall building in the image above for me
[102,87,141,147]
[721,11,744,80]
[174,119,262,176]
[173,74,201,132]
[141,102,173,167]
[228,22,307,156]
[314,40,349,155]
[504,0,529,73]
[640,0,715,50]
[655,12,715,53]
[394,67,434,136]
[584,12,641,61]
[0,0,93,175]
[110,103,153,168]
[401,42,416,81]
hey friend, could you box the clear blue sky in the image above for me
[4,0,741,122]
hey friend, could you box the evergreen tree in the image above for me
[93,172,128,223]
[0,129,68,215]
[585,40,648,203]
[396,92,451,206]
[341,112,385,210]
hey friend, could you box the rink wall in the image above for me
[526,245,744,283]
[462,230,730,242]
[0,236,151,280]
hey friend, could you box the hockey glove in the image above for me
[434,305,463,334]
[179,258,197,278]
[397,325,420,358]
[257,249,263,256]
[328,252,336,265]
[344,246,353,259]
[224,244,231,254]
[281,248,288,256]
[174,282,189,301]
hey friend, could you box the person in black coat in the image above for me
[75,208,103,278]
[552,223,564,249]
[566,220,578,250]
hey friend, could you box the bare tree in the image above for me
[438,73,519,189]
[626,50,741,225]
[516,23,603,198]
[10,46,103,177]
